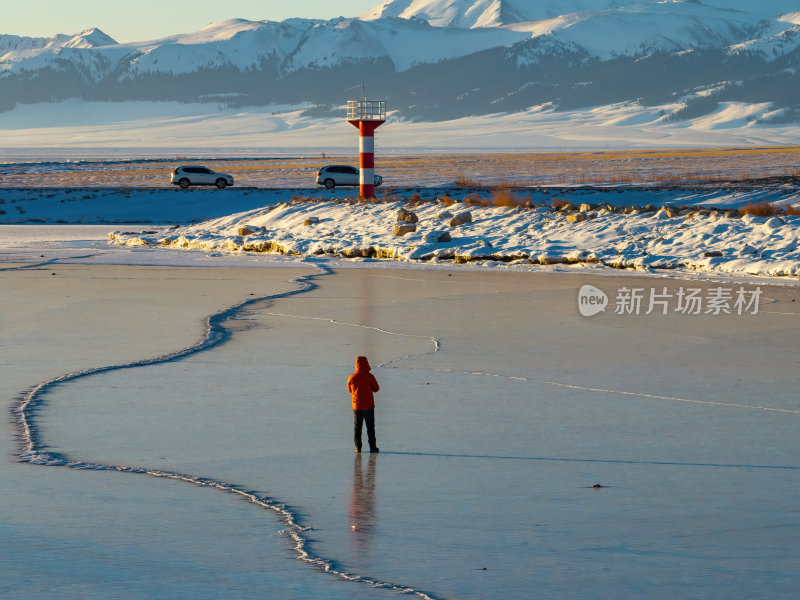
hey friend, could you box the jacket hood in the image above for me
[355,356,371,372]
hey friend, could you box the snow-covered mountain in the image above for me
[0,0,798,125]
[361,0,796,28]
[360,0,540,28]
[0,28,116,54]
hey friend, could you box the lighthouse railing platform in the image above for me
[347,100,386,121]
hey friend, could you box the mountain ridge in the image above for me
[0,0,797,125]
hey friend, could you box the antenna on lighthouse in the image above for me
[347,93,386,199]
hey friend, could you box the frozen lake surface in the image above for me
[3,263,798,598]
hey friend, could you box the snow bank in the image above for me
[108,198,800,278]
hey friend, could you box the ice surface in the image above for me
[9,266,798,599]
[0,265,367,598]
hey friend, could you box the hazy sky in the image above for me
[0,0,381,42]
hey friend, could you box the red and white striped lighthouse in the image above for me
[347,99,386,199]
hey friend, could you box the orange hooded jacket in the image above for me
[347,356,380,411]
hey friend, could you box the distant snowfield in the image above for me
[0,99,798,157]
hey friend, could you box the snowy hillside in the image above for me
[0,29,116,53]
[361,0,796,27]
[728,12,800,59]
[0,0,798,129]
[360,0,540,28]
[505,2,758,59]
[0,16,528,78]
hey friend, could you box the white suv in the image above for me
[316,165,383,190]
[171,166,234,189]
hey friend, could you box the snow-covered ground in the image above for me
[1,99,799,153]
[105,197,800,278]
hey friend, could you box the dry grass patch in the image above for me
[738,200,780,217]
[463,195,492,207]
[455,173,483,187]
[493,188,516,207]
[404,193,424,207]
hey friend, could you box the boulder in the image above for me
[397,208,419,223]
[340,247,375,258]
[435,210,454,221]
[393,223,417,237]
[304,217,320,226]
[579,203,593,212]
[703,251,723,258]
[237,227,256,236]
[425,230,451,243]
[566,212,587,223]
[449,211,473,227]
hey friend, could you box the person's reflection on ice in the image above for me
[349,453,377,557]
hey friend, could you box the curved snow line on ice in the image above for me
[10,259,439,600]
[0,253,102,271]
[262,311,441,366]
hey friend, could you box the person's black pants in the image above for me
[353,408,377,451]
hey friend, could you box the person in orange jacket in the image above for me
[347,356,380,453]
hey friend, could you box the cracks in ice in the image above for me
[261,298,795,415]
[261,311,440,367]
[10,258,439,600]
[382,365,800,415]
[524,377,800,414]
[383,450,799,470]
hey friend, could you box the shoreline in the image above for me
[2,242,799,289]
